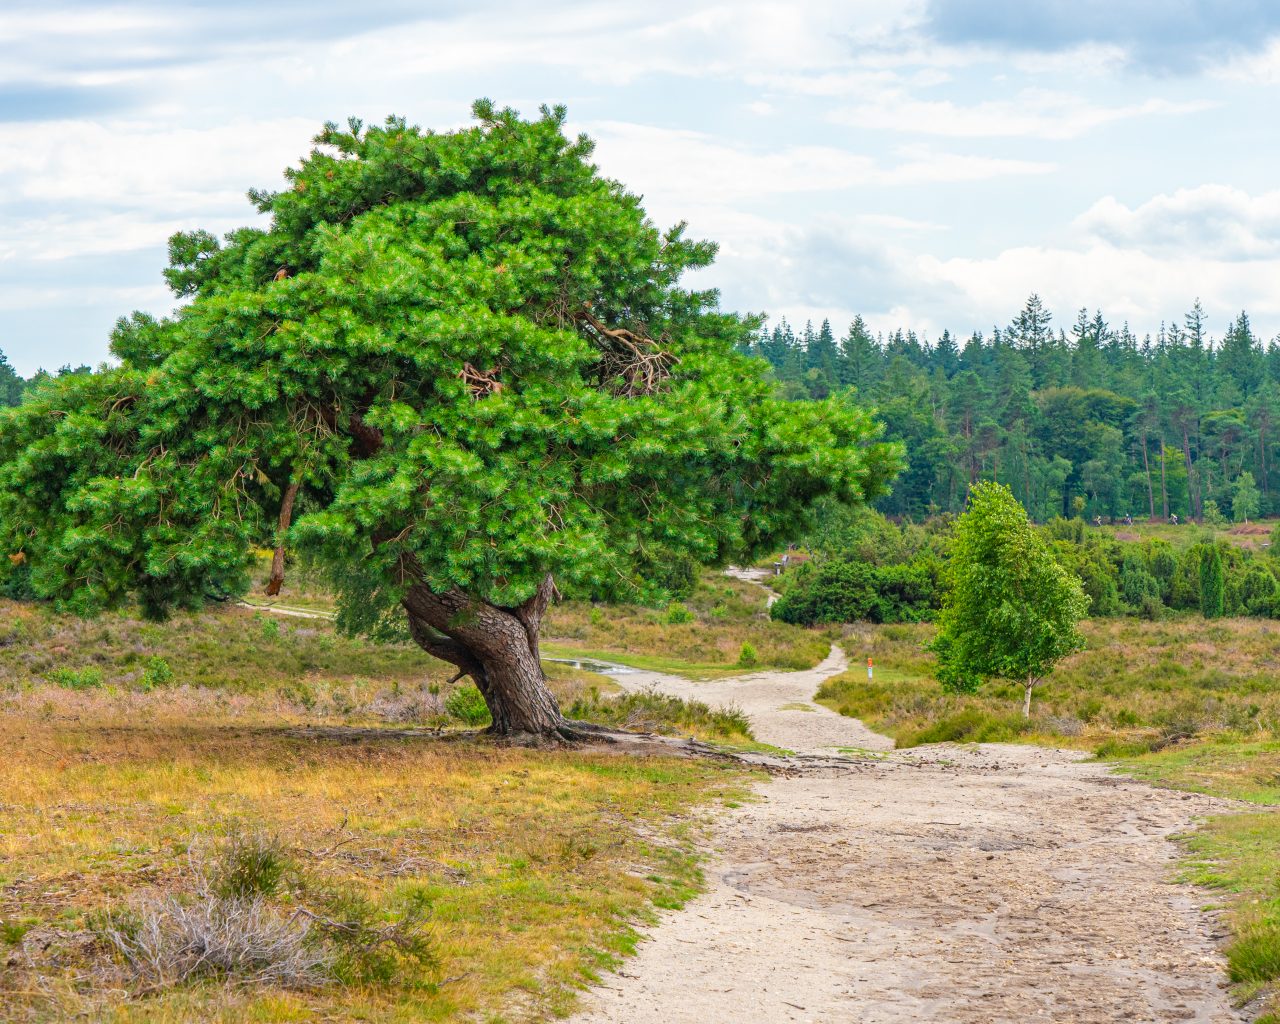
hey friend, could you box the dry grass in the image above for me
[1094,518,1278,551]
[0,585,762,1021]
[817,616,1280,749]
[545,573,832,677]
[0,718,751,1022]
[0,599,612,731]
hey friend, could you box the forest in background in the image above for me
[745,296,1280,523]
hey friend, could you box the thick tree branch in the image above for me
[265,480,301,595]
[506,573,557,666]
[403,608,485,682]
[575,306,679,397]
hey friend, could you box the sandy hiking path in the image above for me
[568,642,1243,1022]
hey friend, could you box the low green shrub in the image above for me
[210,831,294,901]
[444,683,491,726]
[663,602,694,625]
[47,666,104,690]
[771,557,940,625]
[142,656,174,689]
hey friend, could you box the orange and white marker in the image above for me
[867,656,873,681]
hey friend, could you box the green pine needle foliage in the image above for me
[0,102,900,626]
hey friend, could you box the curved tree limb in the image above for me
[265,480,301,596]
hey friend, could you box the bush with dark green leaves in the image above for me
[770,557,941,625]
[1200,543,1226,619]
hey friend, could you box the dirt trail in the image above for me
[569,637,1242,1021]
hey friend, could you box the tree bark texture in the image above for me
[265,481,300,596]
[400,572,570,740]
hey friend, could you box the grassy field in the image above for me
[0,592,763,1022]
[816,616,1280,750]
[1093,518,1275,551]
[0,719,751,1022]
[817,613,1280,1019]
[545,573,832,677]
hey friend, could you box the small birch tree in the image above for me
[932,482,1088,718]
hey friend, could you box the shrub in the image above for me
[444,683,491,726]
[142,656,174,689]
[1119,555,1161,614]
[313,887,436,986]
[771,557,940,625]
[103,894,327,989]
[208,831,293,901]
[1053,540,1122,617]
[736,642,758,668]
[47,666,104,689]
[663,601,694,625]
[1231,564,1280,617]
[648,556,698,600]
[0,562,35,601]
[1200,543,1225,619]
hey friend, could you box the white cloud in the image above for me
[1215,38,1280,83]
[921,242,1280,335]
[0,118,314,207]
[1076,185,1280,261]
[584,121,1052,207]
[0,282,170,313]
[832,90,1213,140]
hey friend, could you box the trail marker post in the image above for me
[868,656,873,681]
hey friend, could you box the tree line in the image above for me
[744,296,1280,523]
[0,352,90,408]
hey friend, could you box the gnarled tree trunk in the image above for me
[400,572,572,741]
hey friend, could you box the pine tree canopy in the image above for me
[0,102,902,638]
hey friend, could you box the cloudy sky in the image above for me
[5,0,1280,374]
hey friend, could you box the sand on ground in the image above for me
[567,595,1242,1023]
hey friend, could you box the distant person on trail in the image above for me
[1124,514,1133,526]
[1170,513,1179,525]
